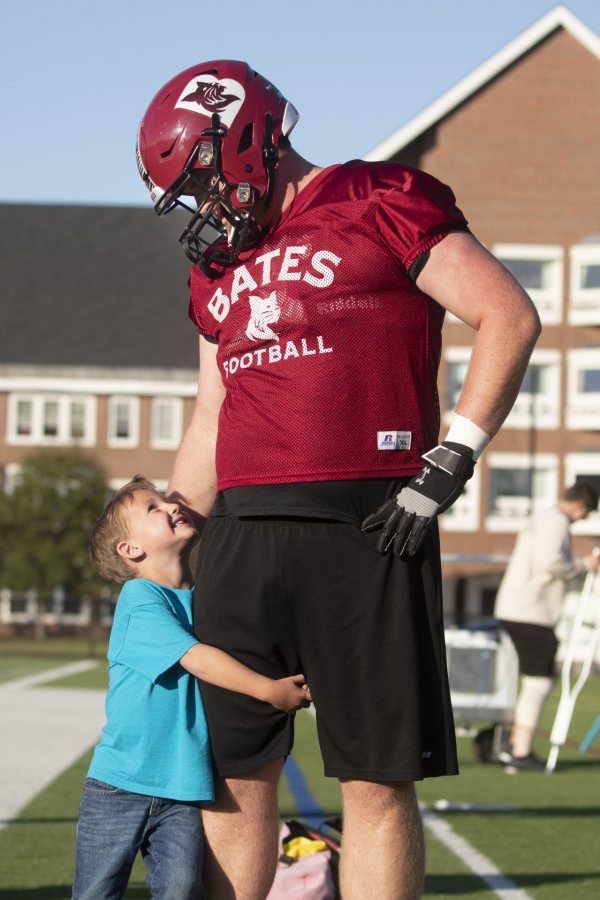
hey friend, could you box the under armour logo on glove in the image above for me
[361,442,475,558]
[414,466,431,486]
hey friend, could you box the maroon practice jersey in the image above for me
[189,160,468,491]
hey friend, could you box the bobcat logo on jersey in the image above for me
[245,291,281,342]
[175,75,245,127]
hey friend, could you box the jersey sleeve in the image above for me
[111,581,198,683]
[375,169,469,271]
[188,267,219,341]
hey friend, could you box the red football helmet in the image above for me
[136,60,299,275]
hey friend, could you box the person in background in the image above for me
[494,480,599,772]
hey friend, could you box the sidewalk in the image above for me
[0,661,106,830]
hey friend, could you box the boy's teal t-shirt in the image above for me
[88,578,214,801]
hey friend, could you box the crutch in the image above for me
[546,565,600,772]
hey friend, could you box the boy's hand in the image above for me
[165,490,207,533]
[269,674,312,713]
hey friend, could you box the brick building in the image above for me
[364,4,600,623]
[0,205,197,631]
[1,5,599,632]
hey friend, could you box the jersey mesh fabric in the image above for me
[189,160,468,490]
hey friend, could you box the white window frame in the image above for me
[486,452,559,533]
[443,348,561,430]
[6,393,96,447]
[566,349,600,430]
[150,397,183,450]
[57,588,91,625]
[563,453,600,537]
[0,589,36,625]
[569,243,600,325]
[493,243,563,325]
[107,396,140,448]
[440,467,480,532]
[443,347,471,419]
[503,349,561,430]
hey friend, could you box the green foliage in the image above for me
[0,449,108,595]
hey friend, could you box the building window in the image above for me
[16,398,33,436]
[107,396,139,448]
[6,394,96,446]
[494,244,563,325]
[150,397,183,450]
[486,453,558,532]
[566,349,600,430]
[444,349,560,429]
[445,351,470,413]
[0,589,36,624]
[569,243,600,325]
[563,454,600,537]
[43,400,59,437]
[70,400,87,439]
[505,350,561,429]
[440,469,480,532]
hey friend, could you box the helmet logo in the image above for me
[246,291,281,342]
[175,75,245,127]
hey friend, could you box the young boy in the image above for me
[72,475,310,900]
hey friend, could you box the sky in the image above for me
[1,0,599,208]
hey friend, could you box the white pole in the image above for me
[546,567,600,772]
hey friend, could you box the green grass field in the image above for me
[1,641,599,898]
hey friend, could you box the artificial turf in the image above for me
[1,649,599,898]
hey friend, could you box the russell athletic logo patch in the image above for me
[377,431,412,450]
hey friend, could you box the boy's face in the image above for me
[122,490,198,559]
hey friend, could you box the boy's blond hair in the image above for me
[89,475,157,584]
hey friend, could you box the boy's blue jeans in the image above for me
[72,778,205,900]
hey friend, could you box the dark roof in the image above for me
[0,204,200,369]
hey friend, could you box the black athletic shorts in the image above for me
[498,620,559,677]
[194,516,458,783]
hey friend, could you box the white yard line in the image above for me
[306,707,530,899]
[0,662,106,829]
[421,808,532,900]
[0,659,100,691]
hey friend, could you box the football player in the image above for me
[137,60,540,900]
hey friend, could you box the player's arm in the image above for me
[167,337,225,525]
[417,231,541,438]
[179,643,311,713]
[362,231,541,558]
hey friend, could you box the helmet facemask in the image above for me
[153,113,279,278]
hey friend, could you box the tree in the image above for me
[0,449,109,637]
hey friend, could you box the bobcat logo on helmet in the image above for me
[245,291,281,342]
[175,75,245,127]
[182,81,241,112]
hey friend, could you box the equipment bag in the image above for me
[266,819,341,899]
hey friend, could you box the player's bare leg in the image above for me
[339,779,425,900]
[201,758,283,900]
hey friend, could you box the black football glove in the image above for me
[361,441,475,558]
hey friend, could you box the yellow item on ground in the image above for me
[282,836,328,858]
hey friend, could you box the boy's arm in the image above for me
[179,643,311,713]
